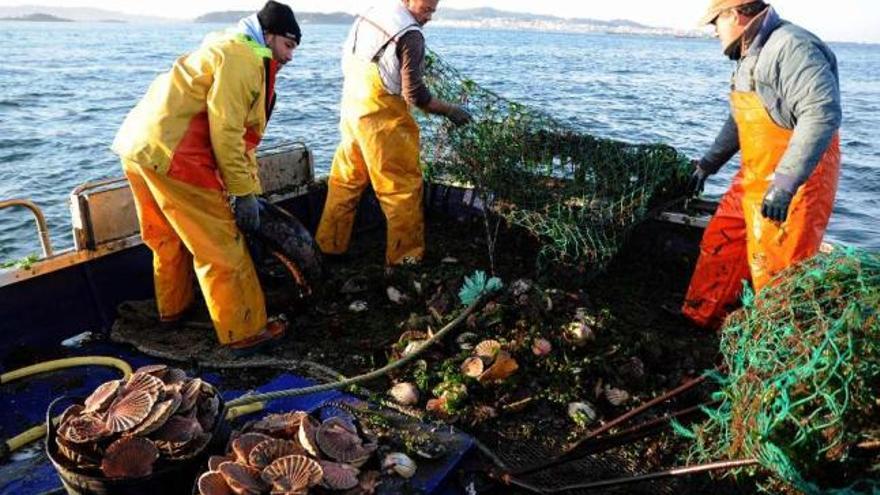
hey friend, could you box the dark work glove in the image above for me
[232,194,261,232]
[447,106,473,127]
[761,185,794,223]
[686,160,710,197]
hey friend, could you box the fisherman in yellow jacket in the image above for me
[112,1,300,351]
[316,0,472,266]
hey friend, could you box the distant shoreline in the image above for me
[0,13,72,22]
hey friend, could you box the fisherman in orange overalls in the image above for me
[682,0,842,329]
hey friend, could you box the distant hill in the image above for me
[433,7,651,29]
[0,12,72,22]
[195,11,354,25]
[0,5,171,23]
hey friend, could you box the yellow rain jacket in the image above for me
[112,32,278,196]
[113,31,279,345]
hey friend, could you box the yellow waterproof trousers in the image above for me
[122,159,267,345]
[316,57,424,265]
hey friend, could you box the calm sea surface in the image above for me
[1,22,878,259]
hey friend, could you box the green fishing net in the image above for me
[674,248,880,494]
[419,51,691,273]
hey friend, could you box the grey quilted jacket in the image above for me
[699,7,841,193]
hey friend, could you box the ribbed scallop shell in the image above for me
[198,471,233,495]
[250,411,307,439]
[100,436,159,478]
[316,417,374,464]
[83,380,121,414]
[58,404,85,426]
[134,364,168,377]
[248,439,306,469]
[604,387,631,406]
[474,340,502,360]
[60,413,109,444]
[232,432,273,464]
[130,393,182,436]
[261,455,323,492]
[297,416,320,457]
[178,378,203,412]
[105,390,156,433]
[163,367,188,387]
[209,455,235,471]
[55,436,101,468]
[123,372,165,401]
[319,460,360,490]
[151,414,201,452]
[477,350,519,384]
[219,461,266,494]
[387,382,420,406]
[460,356,486,378]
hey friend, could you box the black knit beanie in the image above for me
[257,1,302,44]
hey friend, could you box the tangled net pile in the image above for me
[675,248,880,494]
[419,51,691,272]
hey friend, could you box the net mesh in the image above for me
[674,248,880,494]
[419,51,691,272]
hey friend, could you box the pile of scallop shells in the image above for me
[198,410,415,494]
[53,365,221,479]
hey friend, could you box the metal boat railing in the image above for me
[0,198,54,257]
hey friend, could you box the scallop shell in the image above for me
[169,432,212,460]
[232,432,274,464]
[100,436,159,479]
[604,386,631,406]
[123,372,165,401]
[134,364,168,377]
[219,461,266,495]
[531,338,553,356]
[477,351,519,384]
[382,452,417,478]
[198,471,234,495]
[455,332,479,351]
[397,330,428,345]
[58,404,85,426]
[460,356,486,378]
[83,380,121,414]
[297,416,320,457]
[387,382,420,406]
[209,455,236,471]
[248,439,306,469]
[250,412,307,439]
[319,460,360,490]
[162,367,188,387]
[178,378,204,413]
[567,401,598,425]
[316,417,374,464]
[130,393,182,436]
[198,394,221,432]
[261,455,323,492]
[474,340,502,360]
[55,436,101,468]
[151,414,202,455]
[105,389,156,433]
[60,413,109,444]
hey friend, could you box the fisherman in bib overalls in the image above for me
[683,0,842,329]
[316,0,472,266]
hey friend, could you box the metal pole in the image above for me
[0,199,53,257]
[544,459,760,493]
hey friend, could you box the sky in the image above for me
[1,0,878,43]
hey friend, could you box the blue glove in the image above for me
[761,185,794,223]
[232,194,260,232]
[687,160,710,197]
